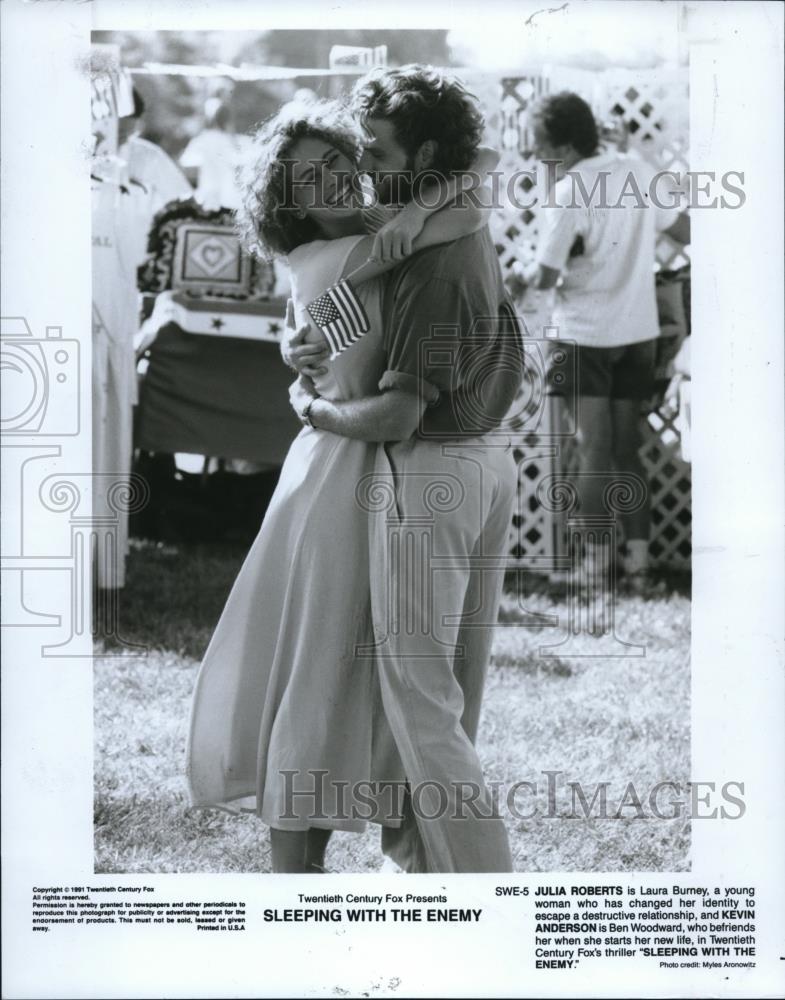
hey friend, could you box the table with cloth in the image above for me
[134,198,301,467]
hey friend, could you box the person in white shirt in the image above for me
[179,102,244,210]
[512,92,689,584]
[118,89,193,226]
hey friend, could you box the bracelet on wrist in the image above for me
[301,397,316,428]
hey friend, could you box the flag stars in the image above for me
[307,279,370,358]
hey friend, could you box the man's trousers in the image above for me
[366,436,517,873]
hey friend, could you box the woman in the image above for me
[186,99,495,873]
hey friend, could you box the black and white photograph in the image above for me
[90,19,694,877]
[2,1,783,997]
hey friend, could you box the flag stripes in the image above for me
[306,278,370,357]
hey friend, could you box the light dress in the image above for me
[186,235,405,832]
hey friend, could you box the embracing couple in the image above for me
[187,65,525,874]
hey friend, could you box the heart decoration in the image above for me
[199,241,227,272]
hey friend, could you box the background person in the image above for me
[512,91,690,585]
[179,100,244,209]
[118,87,192,220]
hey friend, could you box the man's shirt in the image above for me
[380,226,524,438]
[536,150,682,347]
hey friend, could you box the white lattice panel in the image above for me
[502,429,693,572]
[641,403,692,568]
[600,68,691,271]
[477,67,692,572]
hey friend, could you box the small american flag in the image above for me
[306,279,370,358]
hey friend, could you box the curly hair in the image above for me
[350,64,484,175]
[236,99,363,259]
[529,92,600,159]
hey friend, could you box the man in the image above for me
[510,92,690,585]
[285,66,524,872]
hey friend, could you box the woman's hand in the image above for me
[362,203,426,262]
[369,204,427,262]
[281,299,329,377]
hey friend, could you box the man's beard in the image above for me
[373,154,417,207]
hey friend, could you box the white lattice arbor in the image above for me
[642,404,692,569]
[471,65,691,572]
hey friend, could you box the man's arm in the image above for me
[311,391,424,442]
[289,377,425,442]
[291,301,524,443]
[506,260,561,297]
[292,255,525,443]
[505,196,578,300]
[513,212,690,295]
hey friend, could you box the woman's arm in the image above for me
[289,188,494,373]
[342,144,500,279]
[292,147,499,371]
[340,195,491,285]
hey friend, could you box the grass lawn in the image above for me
[94,538,690,874]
